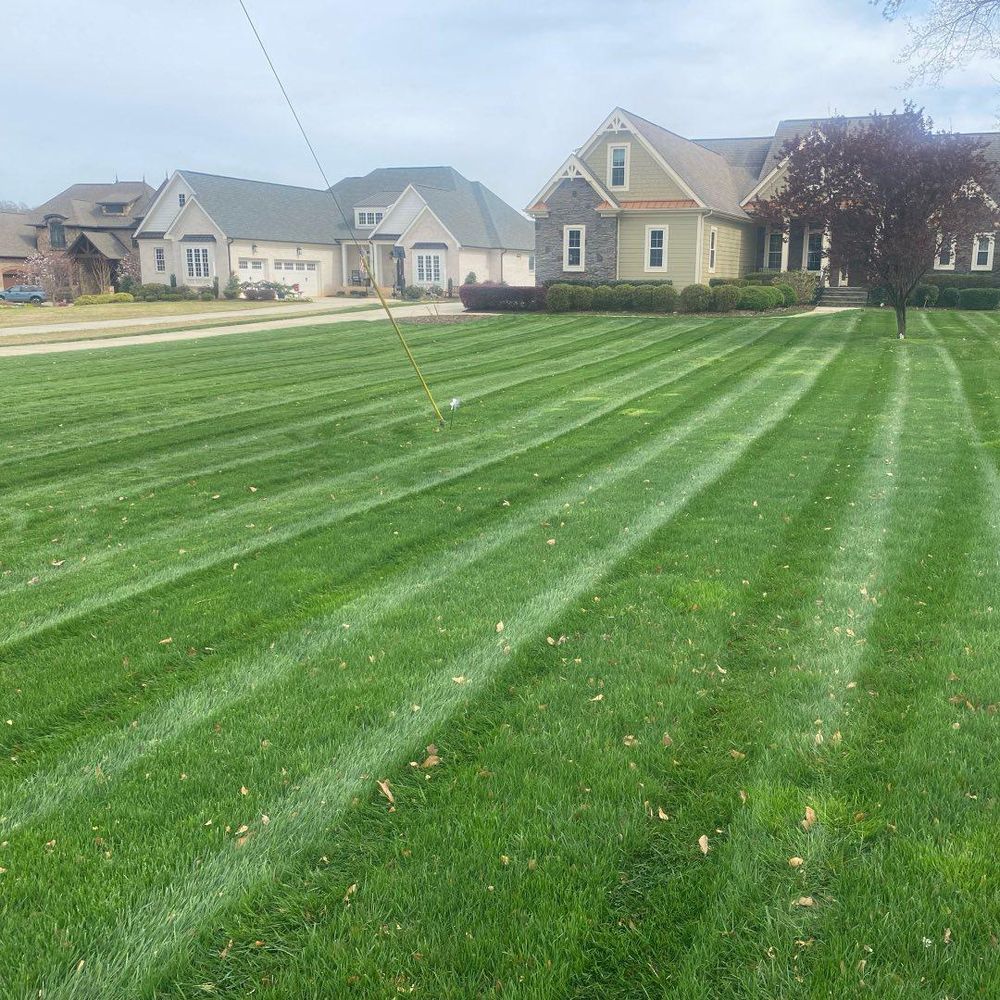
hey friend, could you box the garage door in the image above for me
[274,260,320,295]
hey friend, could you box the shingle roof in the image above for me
[175,167,533,250]
[0,212,36,259]
[70,230,131,260]
[30,181,154,229]
[692,136,773,182]
[621,110,757,218]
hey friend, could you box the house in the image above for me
[0,212,35,288]
[30,181,155,293]
[528,108,1000,288]
[134,167,534,296]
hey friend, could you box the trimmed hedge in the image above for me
[544,282,676,314]
[923,272,1000,289]
[708,277,747,287]
[959,287,1000,310]
[742,271,778,286]
[939,287,961,307]
[774,283,797,307]
[459,284,546,311]
[711,285,741,311]
[540,278,673,289]
[737,286,784,311]
[133,282,200,302]
[679,283,713,312]
[911,283,939,307]
[74,292,135,305]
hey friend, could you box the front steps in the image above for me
[817,286,869,308]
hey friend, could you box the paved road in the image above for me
[0,297,382,338]
[0,301,467,357]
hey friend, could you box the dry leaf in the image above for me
[657,807,669,821]
[623,735,639,748]
[698,835,710,855]
[546,538,556,546]
[235,825,249,836]
[788,856,804,868]
[730,749,746,760]
[661,732,673,747]
[421,745,441,768]
[219,939,233,960]
[589,693,605,702]
[738,789,748,804]
[801,806,817,832]
[377,779,394,805]
[451,675,467,685]
[261,814,270,825]
[944,927,953,944]
[343,882,358,905]
[495,621,504,633]
[240,786,249,796]
[794,896,815,907]
[158,637,173,645]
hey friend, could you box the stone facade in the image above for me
[535,178,617,283]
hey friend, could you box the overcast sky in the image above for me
[3,0,996,211]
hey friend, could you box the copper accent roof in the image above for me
[596,199,699,210]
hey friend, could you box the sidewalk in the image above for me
[0,301,467,357]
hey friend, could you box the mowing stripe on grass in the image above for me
[0,317,800,649]
[41,335,849,1000]
[0,328,840,835]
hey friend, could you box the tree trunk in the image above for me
[895,301,906,339]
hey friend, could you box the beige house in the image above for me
[0,211,35,288]
[134,167,534,296]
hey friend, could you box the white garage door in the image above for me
[274,260,320,295]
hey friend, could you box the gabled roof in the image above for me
[330,166,533,250]
[169,167,532,250]
[70,230,131,260]
[30,181,154,229]
[619,109,757,218]
[0,212,36,259]
[693,136,773,182]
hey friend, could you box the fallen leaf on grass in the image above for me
[377,779,394,805]
[452,675,467,685]
[589,693,604,702]
[730,749,746,760]
[623,735,639,748]
[739,789,748,804]
[794,896,815,907]
[343,883,357,905]
[421,745,441,768]
[219,939,234,960]
[801,806,817,832]
[239,786,249,796]
[159,637,173,645]
[789,857,804,868]
[657,807,669,821]
[944,927,953,944]
[546,539,556,546]
[662,732,673,747]
[495,621,504,633]
[698,835,710,855]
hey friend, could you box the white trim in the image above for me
[525,154,619,214]
[971,232,995,271]
[184,245,211,280]
[708,225,718,273]
[762,225,788,272]
[576,108,705,208]
[607,141,630,191]
[801,224,825,273]
[354,208,385,228]
[563,225,585,272]
[397,203,462,249]
[644,224,668,272]
[741,161,787,207]
[934,233,957,270]
[134,170,184,237]
[413,250,444,286]
[154,246,166,273]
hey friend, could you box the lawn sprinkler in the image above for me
[449,397,461,427]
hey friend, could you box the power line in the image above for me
[237,0,445,426]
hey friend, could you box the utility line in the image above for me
[237,0,445,425]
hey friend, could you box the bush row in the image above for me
[544,282,795,314]
[132,282,215,302]
[539,278,673,289]
[459,284,546,311]
[870,284,1000,310]
[73,292,135,305]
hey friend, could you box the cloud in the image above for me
[1,0,997,210]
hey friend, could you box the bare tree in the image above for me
[0,199,31,213]
[879,0,1000,82]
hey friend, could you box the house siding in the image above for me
[581,132,690,201]
[703,218,755,279]
[618,212,700,287]
[535,178,617,284]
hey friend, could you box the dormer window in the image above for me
[178,193,186,207]
[608,143,629,189]
[355,209,384,228]
[48,220,66,249]
[101,203,127,215]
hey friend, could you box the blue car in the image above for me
[0,284,46,304]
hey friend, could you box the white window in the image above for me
[306,262,316,270]
[563,226,585,271]
[178,193,186,207]
[415,253,442,284]
[528,254,535,272]
[766,230,784,271]
[935,234,956,270]
[251,260,263,270]
[355,209,384,228]
[238,258,250,269]
[645,226,667,272]
[971,233,995,271]
[804,229,824,271]
[608,143,630,189]
[708,226,718,273]
[154,247,166,272]
[185,246,210,279]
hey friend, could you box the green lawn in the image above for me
[1,309,998,998]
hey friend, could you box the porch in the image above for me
[755,220,858,288]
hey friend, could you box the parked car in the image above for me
[0,284,46,304]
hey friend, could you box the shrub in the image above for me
[708,277,747,287]
[958,287,1000,310]
[244,287,277,301]
[780,270,819,304]
[633,284,658,312]
[401,285,424,301]
[911,283,939,307]
[73,292,134,305]
[546,283,573,312]
[711,285,742,312]
[198,289,216,301]
[774,283,797,307]
[651,284,678,312]
[540,278,672,289]
[133,282,171,301]
[223,273,242,300]
[736,286,783,311]
[463,272,477,285]
[610,284,636,310]
[458,284,546,311]
[591,285,615,310]
[939,287,961,307]
[924,272,1000,289]
[568,285,594,310]
[679,283,713,312]
[742,271,778,286]
[868,286,887,306]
